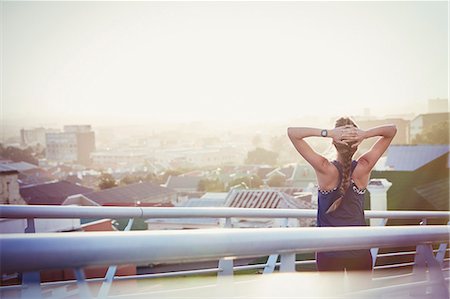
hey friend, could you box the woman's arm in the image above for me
[344,125,397,174]
[287,126,349,174]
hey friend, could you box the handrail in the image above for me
[1,205,449,220]
[1,225,448,273]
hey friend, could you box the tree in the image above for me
[267,174,286,187]
[198,178,225,192]
[245,147,278,165]
[98,173,118,190]
[227,176,263,190]
[0,144,38,165]
[412,121,449,145]
[120,174,143,186]
[143,172,163,185]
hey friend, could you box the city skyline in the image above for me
[1,1,448,130]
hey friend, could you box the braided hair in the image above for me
[326,117,358,214]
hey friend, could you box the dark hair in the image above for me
[326,117,358,213]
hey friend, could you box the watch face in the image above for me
[321,129,327,137]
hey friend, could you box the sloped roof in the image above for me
[266,169,286,178]
[290,164,316,181]
[20,180,93,205]
[224,189,310,209]
[0,161,37,172]
[279,166,295,178]
[84,182,176,206]
[18,168,56,186]
[414,178,449,210]
[385,145,449,171]
[0,164,19,174]
[256,167,276,179]
[165,175,202,190]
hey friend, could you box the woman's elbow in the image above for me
[390,125,398,137]
[287,127,294,138]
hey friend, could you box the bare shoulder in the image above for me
[352,159,371,188]
[316,160,340,190]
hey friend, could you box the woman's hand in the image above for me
[329,125,353,145]
[341,127,366,148]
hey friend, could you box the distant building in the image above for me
[147,194,228,230]
[146,189,314,230]
[410,113,449,143]
[0,165,25,205]
[224,189,314,227]
[46,125,95,166]
[428,98,448,113]
[91,150,147,168]
[63,182,177,231]
[356,118,410,145]
[65,181,177,207]
[371,144,449,212]
[20,180,93,205]
[164,175,203,193]
[18,168,56,186]
[155,146,245,168]
[20,127,46,147]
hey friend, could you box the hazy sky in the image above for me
[1,1,448,127]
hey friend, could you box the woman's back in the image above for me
[317,160,366,227]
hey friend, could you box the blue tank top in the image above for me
[317,160,367,227]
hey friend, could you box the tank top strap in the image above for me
[331,160,343,185]
[351,160,358,173]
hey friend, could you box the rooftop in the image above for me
[385,144,449,171]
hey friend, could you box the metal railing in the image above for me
[1,225,449,298]
[1,205,449,299]
[1,204,450,220]
[1,225,449,273]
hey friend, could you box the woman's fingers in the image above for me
[351,140,362,148]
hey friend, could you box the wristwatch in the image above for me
[321,129,328,137]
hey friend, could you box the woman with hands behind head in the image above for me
[287,117,397,275]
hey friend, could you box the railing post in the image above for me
[218,257,234,276]
[97,218,134,298]
[367,179,392,268]
[411,243,449,298]
[367,179,392,227]
[279,253,296,272]
[24,218,36,234]
[74,268,92,299]
[21,218,42,299]
[21,272,42,299]
[218,218,233,277]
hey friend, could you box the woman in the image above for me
[287,117,397,273]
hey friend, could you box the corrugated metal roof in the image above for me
[0,162,38,172]
[0,161,37,172]
[224,189,312,210]
[385,145,449,171]
[84,182,176,206]
[0,164,19,174]
[20,181,93,205]
[414,178,449,210]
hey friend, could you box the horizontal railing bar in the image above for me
[377,250,416,257]
[114,268,222,280]
[372,272,414,281]
[1,260,321,291]
[1,225,448,274]
[348,279,439,297]
[1,205,450,220]
[374,262,415,270]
